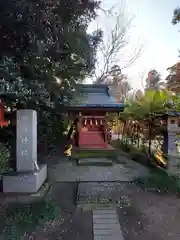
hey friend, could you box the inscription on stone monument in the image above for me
[16,110,37,172]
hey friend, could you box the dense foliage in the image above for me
[0,0,102,156]
[165,8,180,93]
[118,89,172,163]
[172,7,180,25]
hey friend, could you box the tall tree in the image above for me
[145,69,162,90]
[165,64,179,93]
[120,89,170,155]
[94,3,143,84]
[107,65,131,102]
[167,8,180,94]
[0,0,102,150]
[0,0,102,108]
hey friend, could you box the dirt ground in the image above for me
[117,184,180,240]
[1,182,180,239]
[43,182,180,240]
[24,183,93,240]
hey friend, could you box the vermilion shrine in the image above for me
[66,84,124,161]
[0,101,9,126]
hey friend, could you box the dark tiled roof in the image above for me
[168,111,180,116]
[70,84,124,108]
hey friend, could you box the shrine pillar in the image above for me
[78,112,83,147]
[0,101,9,126]
[104,119,108,144]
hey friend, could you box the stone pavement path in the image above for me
[93,208,124,240]
[76,182,131,206]
[46,154,150,239]
[49,156,150,182]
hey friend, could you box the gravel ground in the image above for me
[46,182,180,240]
[117,183,180,240]
[1,181,180,240]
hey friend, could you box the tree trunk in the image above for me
[122,121,126,143]
[126,120,132,146]
[137,124,140,148]
[148,120,152,157]
[130,124,135,145]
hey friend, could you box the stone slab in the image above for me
[94,236,122,240]
[0,182,50,204]
[49,160,150,182]
[94,229,116,235]
[93,213,117,219]
[78,158,113,166]
[3,164,47,193]
[93,218,119,224]
[76,182,131,206]
[93,209,117,214]
[93,208,124,240]
[93,223,120,230]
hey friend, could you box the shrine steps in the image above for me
[71,144,118,166]
[77,157,113,166]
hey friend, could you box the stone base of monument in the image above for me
[2,164,47,193]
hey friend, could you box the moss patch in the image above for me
[0,200,61,240]
[136,169,180,194]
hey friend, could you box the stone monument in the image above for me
[3,109,47,193]
[167,114,180,176]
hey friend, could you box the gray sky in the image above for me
[87,0,180,89]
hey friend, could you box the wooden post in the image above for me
[117,112,120,140]
[0,102,4,122]
[78,112,83,147]
[104,115,108,146]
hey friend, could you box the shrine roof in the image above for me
[68,84,124,110]
[167,111,180,116]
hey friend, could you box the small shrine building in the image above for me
[66,84,124,151]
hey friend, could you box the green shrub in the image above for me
[0,144,10,174]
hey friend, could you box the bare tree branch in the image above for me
[94,2,144,84]
[138,69,147,90]
[121,44,145,69]
[98,4,115,17]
